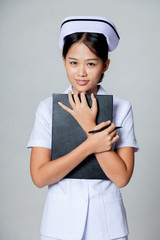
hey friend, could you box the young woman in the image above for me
[27,16,139,240]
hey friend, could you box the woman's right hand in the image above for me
[87,121,120,153]
[58,91,97,134]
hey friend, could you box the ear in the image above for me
[102,59,110,73]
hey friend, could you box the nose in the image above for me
[77,64,87,77]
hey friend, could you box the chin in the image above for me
[73,86,88,94]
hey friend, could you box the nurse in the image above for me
[27,16,139,240]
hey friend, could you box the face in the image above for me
[63,42,110,94]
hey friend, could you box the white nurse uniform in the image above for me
[27,85,138,240]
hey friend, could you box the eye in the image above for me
[87,62,95,66]
[70,61,77,65]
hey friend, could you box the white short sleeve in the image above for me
[27,97,52,149]
[114,100,139,152]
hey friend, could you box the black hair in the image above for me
[62,32,109,82]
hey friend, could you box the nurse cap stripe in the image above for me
[61,18,120,39]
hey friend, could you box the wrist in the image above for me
[84,123,96,136]
[84,138,94,155]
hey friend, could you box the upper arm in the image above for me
[30,147,51,185]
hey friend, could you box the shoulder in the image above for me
[36,88,69,114]
[37,96,52,110]
[36,96,52,116]
[35,96,53,128]
[113,95,131,113]
[112,95,133,126]
[98,86,132,123]
[98,86,131,109]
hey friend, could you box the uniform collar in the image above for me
[63,85,109,95]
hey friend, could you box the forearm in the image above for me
[95,149,134,188]
[32,140,92,188]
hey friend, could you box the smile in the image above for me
[76,80,89,86]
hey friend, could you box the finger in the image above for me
[110,129,117,138]
[91,93,97,111]
[58,102,73,115]
[107,122,116,134]
[111,134,120,144]
[68,91,75,109]
[73,94,80,105]
[80,92,88,105]
[93,121,111,131]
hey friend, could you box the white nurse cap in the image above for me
[59,16,120,52]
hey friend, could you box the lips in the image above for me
[76,80,89,86]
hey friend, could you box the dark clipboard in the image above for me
[51,93,113,180]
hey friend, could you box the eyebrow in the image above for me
[68,57,77,60]
[86,58,98,61]
[68,57,98,61]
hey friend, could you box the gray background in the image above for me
[0,0,160,239]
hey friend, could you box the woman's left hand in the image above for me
[58,91,97,134]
